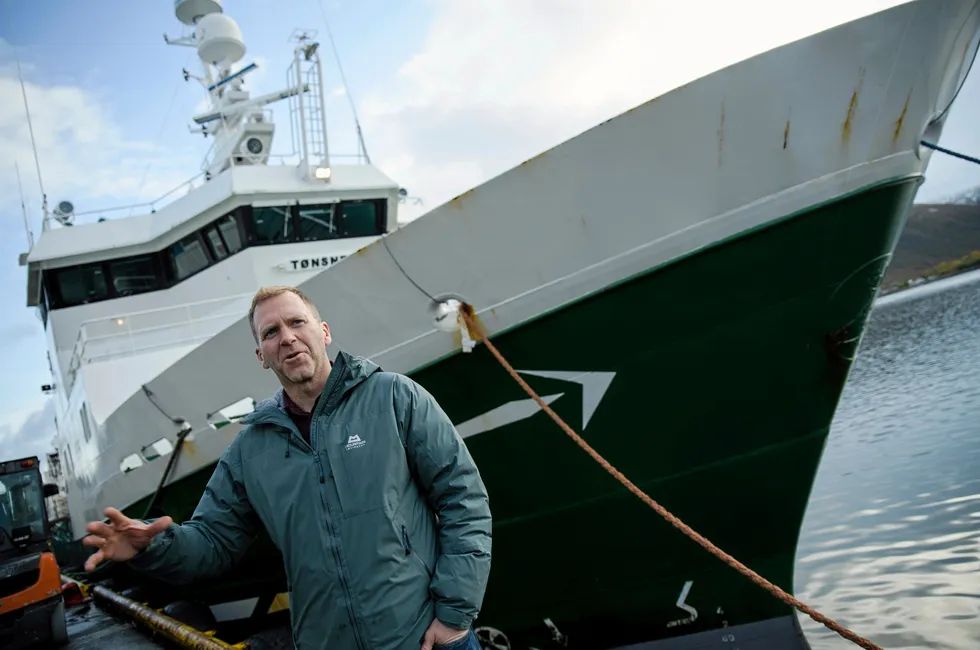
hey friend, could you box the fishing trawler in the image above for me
[20,0,980,648]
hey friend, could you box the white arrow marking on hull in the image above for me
[456,394,564,439]
[667,580,698,627]
[515,371,615,429]
[676,580,697,619]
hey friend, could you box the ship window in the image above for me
[171,233,210,280]
[80,404,92,443]
[341,201,381,237]
[141,438,175,462]
[216,214,243,254]
[205,226,228,261]
[298,204,337,241]
[38,285,49,326]
[120,454,143,473]
[55,264,108,307]
[250,206,293,244]
[109,255,161,296]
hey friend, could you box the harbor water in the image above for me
[795,268,980,649]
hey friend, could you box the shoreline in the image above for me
[875,265,980,307]
[878,249,980,297]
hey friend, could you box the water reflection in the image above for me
[795,270,980,650]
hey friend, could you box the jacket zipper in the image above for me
[401,526,412,556]
[312,451,325,483]
[311,411,368,650]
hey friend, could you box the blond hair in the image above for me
[248,285,322,342]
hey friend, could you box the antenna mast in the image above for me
[10,30,49,232]
[164,0,331,181]
[15,163,35,249]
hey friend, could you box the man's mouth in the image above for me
[284,351,305,362]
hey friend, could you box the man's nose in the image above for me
[280,328,297,344]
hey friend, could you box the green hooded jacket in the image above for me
[129,351,493,649]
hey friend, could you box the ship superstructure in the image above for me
[21,0,402,531]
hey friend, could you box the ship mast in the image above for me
[163,0,332,181]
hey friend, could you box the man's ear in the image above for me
[255,347,270,369]
[322,322,332,347]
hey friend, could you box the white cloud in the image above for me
[359,0,910,219]
[0,398,58,473]
[0,44,199,226]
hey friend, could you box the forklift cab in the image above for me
[0,456,68,648]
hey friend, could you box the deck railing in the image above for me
[66,293,253,392]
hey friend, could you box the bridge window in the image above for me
[216,214,243,254]
[44,198,388,311]
[204,225,229,261]
[250,206,293,245]
[296,200,384,242]
[341,201,382,237]
[55,264,108,307]
[109,255,161,297]
[298,204,337,241]
[171,233,210,280]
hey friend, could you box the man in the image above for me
[82,286,492,650]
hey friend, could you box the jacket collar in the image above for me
[243,350,377,430]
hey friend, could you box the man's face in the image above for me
[253,292,331,385]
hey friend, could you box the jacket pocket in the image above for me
[326,419,397,518]
[400,525,433,577]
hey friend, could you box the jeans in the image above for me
[433,629,482,650]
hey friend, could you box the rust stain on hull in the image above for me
[783,120,791,149]
[893,88,912,143]
[450,187,477,209]
[842,91,858,143]
[841,67,865,144]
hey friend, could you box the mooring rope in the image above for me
[454,303,885,650]
[920,140,980,166]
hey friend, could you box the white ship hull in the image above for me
[47,0,978,548]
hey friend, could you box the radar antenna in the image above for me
[164,0,332,181]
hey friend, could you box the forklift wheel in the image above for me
[49,600,69,646]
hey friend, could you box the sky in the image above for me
[1,0,979,472]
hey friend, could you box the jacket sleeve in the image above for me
[127,437,259,585]
[396,375,493,631]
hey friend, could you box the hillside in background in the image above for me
[881,199,980,290]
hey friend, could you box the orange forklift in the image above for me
[0,455,68,649]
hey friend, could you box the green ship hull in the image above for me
[112,176,918,648]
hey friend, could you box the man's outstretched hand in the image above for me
[82,507,173,571]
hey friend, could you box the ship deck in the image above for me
[63,599,167,650]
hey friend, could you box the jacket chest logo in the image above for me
[345,434,366,451]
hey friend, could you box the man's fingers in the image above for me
[85,520,114,537]
[420,629,434,650]
[81,535,105,549]
[84,549,104,572]
[103,507,129,527]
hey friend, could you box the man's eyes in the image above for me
[263,320,304,338]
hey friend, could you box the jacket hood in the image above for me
[242,350,382,429]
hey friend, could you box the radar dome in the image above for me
[195,13,245,65]
[174,0,223,26]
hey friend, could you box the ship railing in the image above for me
[66,292,253,392]
[200,147,370,176]
[70,148,370,222]
[71,172,209,220]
